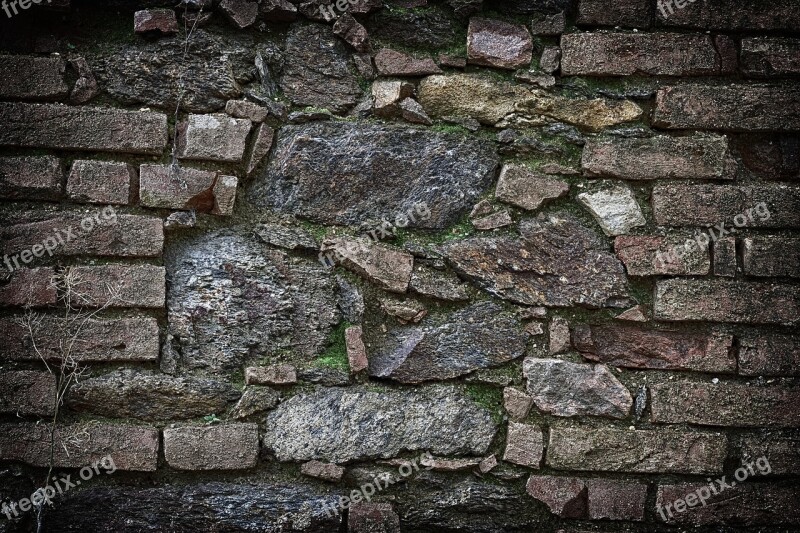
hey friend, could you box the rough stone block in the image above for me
[467,18,533,70]
[743,237,800,277]
[713,236,737,277]
[245,364,297,385]
[0,371,56,416]
[738,333,800,376]
[345,325,368,373]
[67,160,133,205]
[0,155,62,200]
[164,424,259,470]
[577,0,651,27]
[374,48,442,76]
[348,502,400,533]
[139,164,218,211]
[0,55,68,100]
[65,264,166,309]
[503,422,543,468]
[300,460,345,482]
[134,8,178,34]
[656,0,800,31]
[495,164,569,211]
[177,114,251,163]
[0,267,56,307]
[614,234,711,276]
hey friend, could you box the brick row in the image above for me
[0,371,56,416]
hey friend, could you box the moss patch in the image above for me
[314,321,353,371]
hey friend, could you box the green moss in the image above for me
[315,321,353,371]
[465,384,503,425]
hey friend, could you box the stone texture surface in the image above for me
[301,460,345,482]
[523,358,633,418]
[348,503,400,533]
[577,0,651,27]
[374,48,442,76]
[0,55,68,100]
[280,24,362,113]
[368,301,526,383]
[615,234,711,276]
[164,424,259,470]
[743,237,800,277]
[409,264,470,302]
[655,0,800,30]
[495,164,569,210]
[263,387,497,462]
[177,114,251,163]
[345,325,369,372]
[0,371,56,416]
[250,121,498,229]
[134,8,178,34]
[67,369,240,421]
[67,160,133,205]
[547,428,727,474]
[738,333,800,376]
[577,182,645,236]
[165,230,340,374]
[444,213,629,307]
[582,135,734,180]
[503,422,544,468]
[139,164,218,211]
[0,103,168,154]
[65,264,165,308]
[219,0,259,28]
[246,123,275,175]
[0,268,56,307]
[650,382,800,427]
[0,155,62,200]
[526,475,646,521]
[573,324,735,373]
[741,37,800,76]
[467,18,533,70]
[0,423,159,471]
[245,364,297,385]
[321,237,413,293]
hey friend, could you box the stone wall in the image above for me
[0,0,799,531]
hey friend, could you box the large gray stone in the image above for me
[443,213,629,307]
[263,386,497,462]
[67,369,241,421]
[44,482,342,532]
[249,121,498,229]
[280,24,361,114]
[165,230,340,375]
[368,302,526,383]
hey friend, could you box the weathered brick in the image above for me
[734,134,800,180]
[0,55,68,100]
[652,184,800,228]
[1,213,164,258]
[526,475,647,521]
[495,164,569,211]
[0,155,62,200]
[245,364,297,385]
[713,237,737,277]
[225,99,269,122]
[345,325,368,373]
[654,84,800,131]
[739,333,800,376]
[177,114,251,163]
[348,503,400,533]
[739,434,800,475]
[577,0,651,28]
[0,267,56,307]
[650,382,800,428]
[614,235,710,276]
[656,0,800,31]
[562,33,723,76]
[0,423,158,471]
[743,237,800,278]
[582,135,733,180]
[139,164,219,211]
[300,460,345,482]
[656,483,800,526]
[467,18,533,70]
[547,427,727,474]
[374,48,442,76]
[67,160,133,205]
[654,279,800,325]
[741,37,800,76]
[134,8,179,34]
[0,316,159,363]
[573,324,735,373]
[503,422,543,468]
[65,264,165,308]
[0,371,56,416]
[0,103,168,154]
[164,424,258,470]
[211,175,238,216]
[503,387,533,420]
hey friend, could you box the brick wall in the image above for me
[0,0,798,531]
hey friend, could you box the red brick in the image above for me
[0,371,56,416]
[0,55,68,100]
[654,279,800,325]
[741,37,800,76]
[0,422,159,471]
[348,503,400,533]
[652,184,800,228]
[650,382,800,427]
[614,235,710,276]
[577,0,651,27]
[656,483,800,526]
[65,264,165,309]
[244,364,297,385]
[738,333,800,377]
[656,0,800,31]
[739,434,800,475]
[0,103,168,154]
[573,324,735,373]
[0,267,56,307]
[562,33,723,76]
[503,422,543,468]
[345,325,368,373]
[713,236,737,277]
[139,164,219,211]
[0,155,62,200]
[743,237,800,278]
[1,213,163,258]
[0,316,159,363]
[547,427,727,474]
[467,18,533,70]
[67,160,133,205]
[526,475,646,521]
[582,135,734,180]
[654,84,800,131]
[164,424,258,470]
